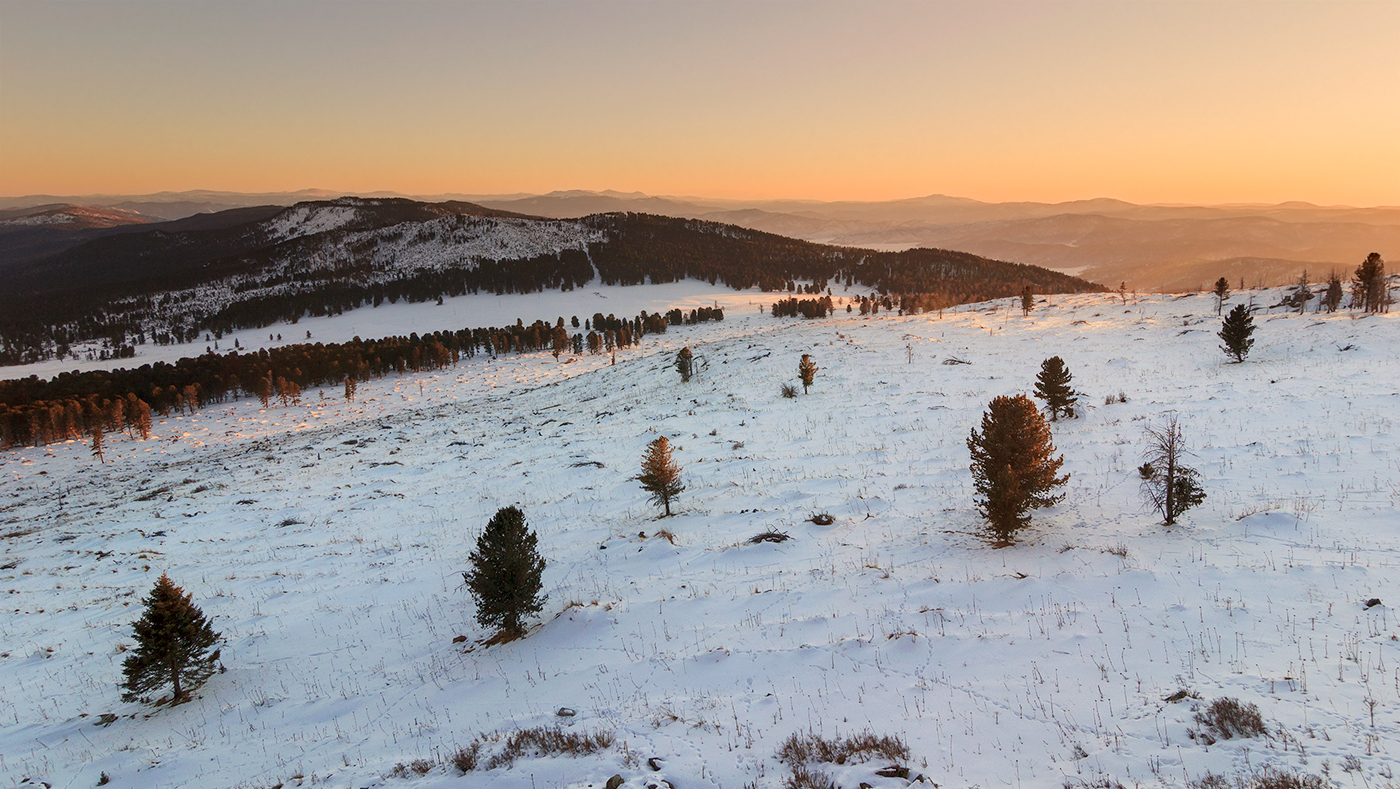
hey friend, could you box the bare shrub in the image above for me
[452,742,481,772]
[485,726,614,769]
[780,383,799,399]
[1189,766,1327,789]
[749,530,791,544]
[777,729,910,767]
[1193,697,1266,743]
[808,512,835,525]
[783,764,837,789]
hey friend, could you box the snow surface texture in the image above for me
[2,286,1398,789]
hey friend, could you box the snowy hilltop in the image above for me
[1,282,1396,789]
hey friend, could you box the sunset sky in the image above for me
[2,0,1397,206]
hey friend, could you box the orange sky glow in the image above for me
[2,1,1397,206]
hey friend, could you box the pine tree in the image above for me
[121,574,222,703]
[1033,356,1079,421]
[637,436,684,517]
[91,424,105,463]
[1213,277,1230,316]
[1021,286,1034,317]
[798,354,817,394]
[1218,303,1256,363]
[1324,270,1344,313]
[463,506,546,640]
[676,347,693,383]
[966,394,1068,545]
[1353,252,1387,313]
[1139,416,1206,525]
[1290,270,1312,314]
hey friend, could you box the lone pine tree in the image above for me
[463,506,546,640]
[967,394,1068,546]
[1139,415,1206,525]
[798,354,817,394]
[1213,277,1230,316]
[121,574,222,703]
[1033,356,1079,421]
[1218,303,1256,363]
[637,435,684,517]
[1021,286,1034,317]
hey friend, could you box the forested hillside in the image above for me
[0,198,1098,366]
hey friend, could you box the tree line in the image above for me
[0,305,730,450]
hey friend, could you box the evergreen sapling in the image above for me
[463,506,546,640]
[1218,303,1256,363]
[1033,356,1079,421]
[121,574,222,704]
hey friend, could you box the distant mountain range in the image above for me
[4,189,1395,291]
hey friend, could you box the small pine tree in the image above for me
[1140,416,1206,525]
[967,394,1068,545]
[344,376,357,402]
[1021,286,1034,317]
[798,354,817,394]
[1324,270,1344,313]
[1218,303,1256,363]
[121,574,222,703]
[1290,270,1312,314]
[1033,356,1079,421]
[463,506,546,640]
[91,424,105,463]
[1212,277,1230,316]
[676,347,694,383]
[637,436,684,517]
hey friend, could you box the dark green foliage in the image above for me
[1218,304,1255,363]
[1021,286,1034,316]
[464,507,547,639]
[1033,356,1078,421]
[798,354,817,394]
[1212,277,1230,315]
[637,436,684,517]
[121,574,222,703]
[1352,252,1387,313]
[1323,270,1344,313]
[967,394,1068,545]
[676,347,693,383]
[1140,416,1206,525]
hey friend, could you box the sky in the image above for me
[1,0,1398,206]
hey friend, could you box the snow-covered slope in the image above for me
[1,287,1396,789]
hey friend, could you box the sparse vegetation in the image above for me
[1192,697,1266,744]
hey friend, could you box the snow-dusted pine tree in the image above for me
[463,506,546,640]
[1218,304,1256,363]
[967,394,1068,545]
[1033,356,1079,421]
[121,574,222,703]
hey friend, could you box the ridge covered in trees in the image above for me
[1,199,1099,365]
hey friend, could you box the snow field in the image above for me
[1,286,1397,789]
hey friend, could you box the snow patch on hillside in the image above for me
[261,203,363,242]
